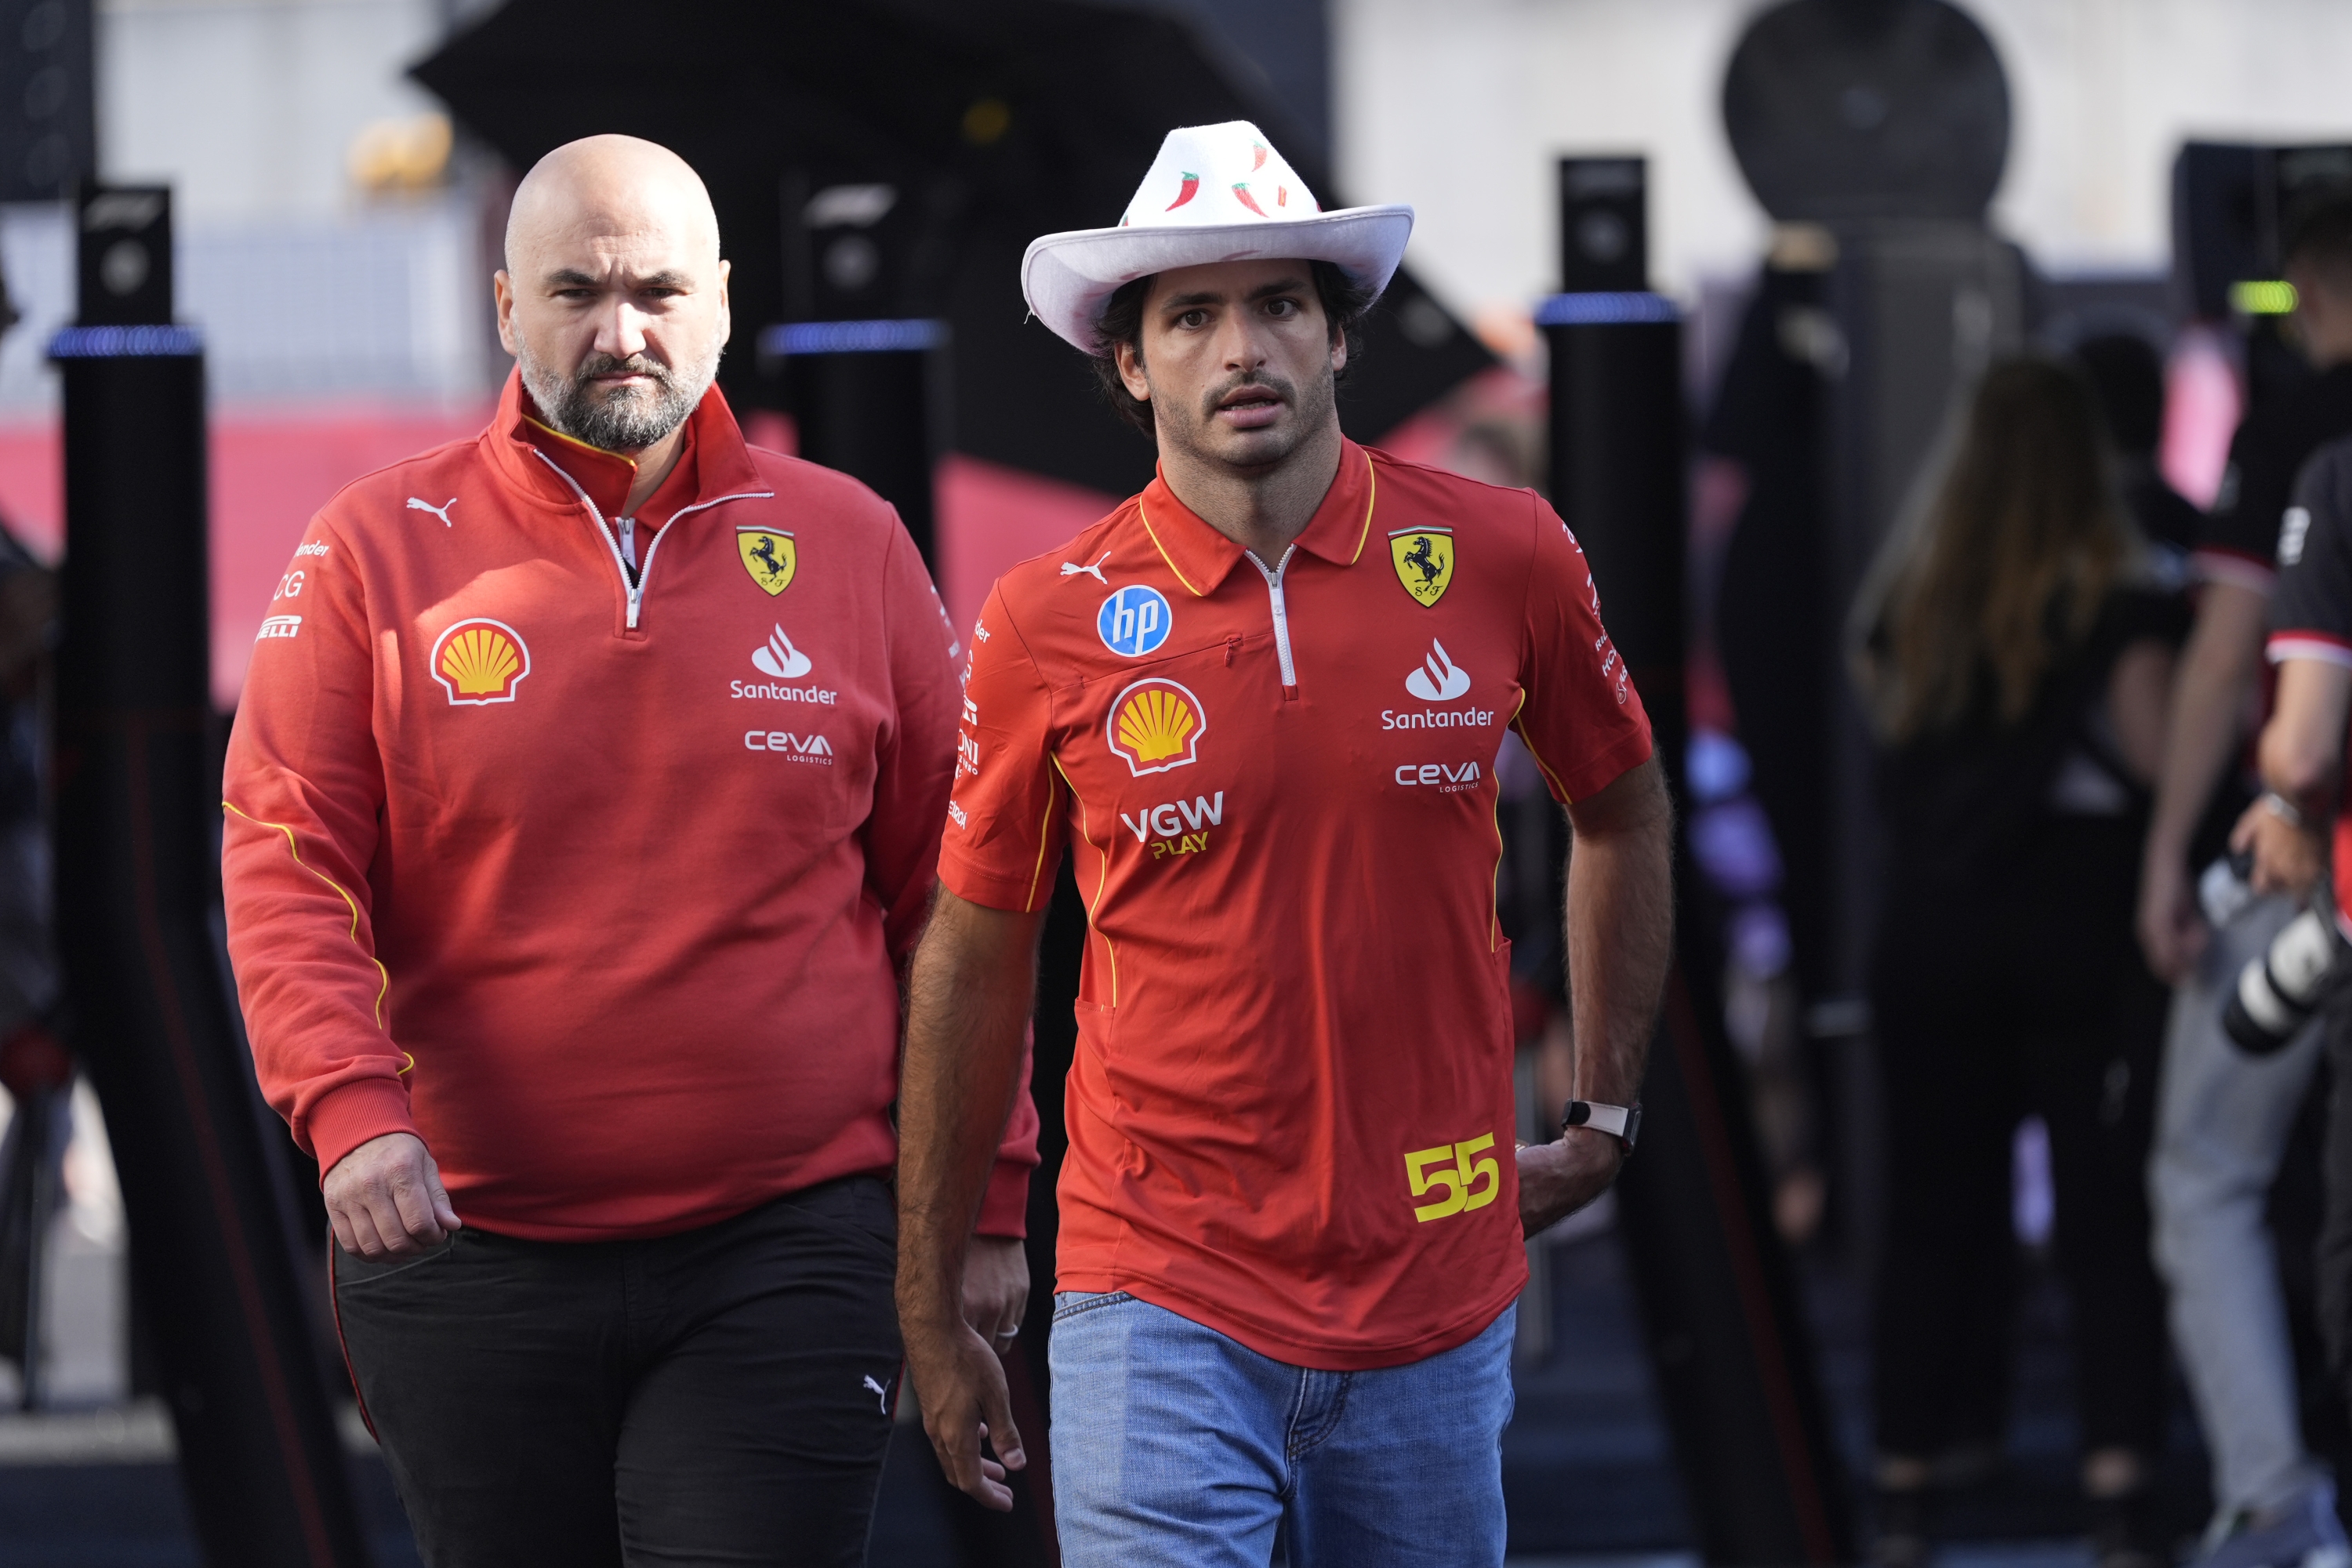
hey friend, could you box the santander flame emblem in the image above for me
[751,624,812,680]
[1404,640,1471,702]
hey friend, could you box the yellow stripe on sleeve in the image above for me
[222,800,393,1034]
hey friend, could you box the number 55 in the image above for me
[1406,1133,1501,1222]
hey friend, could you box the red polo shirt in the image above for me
[939,441,1650,1369]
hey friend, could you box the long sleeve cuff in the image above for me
[975,1154,1034,1238]
[304,1076,419,1182]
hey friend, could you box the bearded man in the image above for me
[220,134,1035,1566]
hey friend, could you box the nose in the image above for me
[1215,309,1272,375]
[593,296,650,362]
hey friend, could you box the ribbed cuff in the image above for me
[975,1156,1033,1239]
[303,1076,419,1184]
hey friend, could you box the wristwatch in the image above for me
[1563,1099,1642,1155]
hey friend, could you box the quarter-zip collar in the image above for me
[481,366,768,521]
[1135,439,1378,597]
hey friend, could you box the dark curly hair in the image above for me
[1086,260,1378,434]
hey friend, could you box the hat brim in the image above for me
[1022,205,1414,354]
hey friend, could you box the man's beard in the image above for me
[1158,364,1334,471]
[517,341,720,452]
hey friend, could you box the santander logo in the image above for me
[1404,640,1471,702]
[751,624,812,679]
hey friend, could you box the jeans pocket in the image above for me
[1051,1289,1134,1324]
[332,1230,457,1287]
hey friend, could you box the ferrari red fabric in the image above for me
[938,441,1651,1369]
[223,371,1035,1241]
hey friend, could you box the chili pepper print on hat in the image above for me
[1021,121,1414,355]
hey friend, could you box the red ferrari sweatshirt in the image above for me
[222,372,1035,1240]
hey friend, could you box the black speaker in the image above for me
[1559,157,1648,294]
[0,0,94,203]
[75,185,174,328]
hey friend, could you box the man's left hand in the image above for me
[1517,1128,1624,1236]
[962,1235,1030,1352]
[2232,796,2325,898]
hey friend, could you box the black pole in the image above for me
[1546,157,1853,1568]
[53,184,370,1568]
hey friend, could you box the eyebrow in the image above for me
[1159,277,1310,311]
[543,268,695,289]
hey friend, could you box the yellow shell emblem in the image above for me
[431,619,530,705]
[738,527,797,595]
[1389,528,1455,607]
[1105,678,1207,776]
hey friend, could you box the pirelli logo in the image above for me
[256,615,302,641]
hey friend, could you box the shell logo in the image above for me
[430,618,531,706]
[1105,677,1207,777]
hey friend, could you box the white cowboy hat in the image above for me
[1022,121,1414,354]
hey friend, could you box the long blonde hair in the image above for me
[1860,358,2138,742]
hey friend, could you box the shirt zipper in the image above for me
[527,449,771,630]
[1245,543,1300,696]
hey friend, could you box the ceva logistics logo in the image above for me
[432,619,530,706]
[1106,677,1207,776]
[1098,585,1173,658]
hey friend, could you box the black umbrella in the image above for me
[410,0,1493,496]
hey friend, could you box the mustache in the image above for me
[1199,371,1294,420]
[573,351,681,392]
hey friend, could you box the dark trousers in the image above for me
[2316,986,2352,1410]
[332,1175,903,1568]
[1869,818,2169,1460]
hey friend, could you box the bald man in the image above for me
[220,135,1036,1566]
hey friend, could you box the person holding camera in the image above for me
[2139,198,2352,1568]
[1855,358,2183,1568]
[2236,430,2352,1462]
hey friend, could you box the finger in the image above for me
[369,1185,432,1254]
[423,1158,463,1232]
[978,1361,1025,1473]
[328,1204,361,1258]
[387,1163,446,1247]
[345,1202,391,1259]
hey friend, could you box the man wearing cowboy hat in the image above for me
[895,121,1674,1563]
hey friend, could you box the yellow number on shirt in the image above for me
[1406,1133,1501,1222]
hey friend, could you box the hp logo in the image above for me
[1096,585,1173,658]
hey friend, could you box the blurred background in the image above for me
[2,0,2350,1564]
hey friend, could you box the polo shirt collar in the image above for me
[1137,439,1379,597]
[485,367,766,518]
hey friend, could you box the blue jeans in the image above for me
[1047,1290,1515,1567]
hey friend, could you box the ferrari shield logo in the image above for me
[1389,528,1454,607]
[738,527,797,595]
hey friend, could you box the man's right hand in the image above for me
[324,1131,461,1258]
[2136,848,2208,984]
[902,1307,1025,1511]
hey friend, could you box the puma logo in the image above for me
[862,1374,891,1415]
[1059,551,1112,584]
[406,496,458,528]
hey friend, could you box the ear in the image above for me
[715,257,733,347]
[1330,324,1349,377]
[1116,339,1152,405]
[493,270,518,356]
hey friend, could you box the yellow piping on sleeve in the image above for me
[222,800,395,1040]
[1022,779,1058,915]
[1507,688,1574,804]
[1050,756,1120,1006]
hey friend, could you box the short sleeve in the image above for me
[1511,495,1656,804]
[2268,437,2352,670]
[936,584,1068,913]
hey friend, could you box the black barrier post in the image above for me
[761,318,949,569]
[53,185,371,1567]
[1544,157,1853,1568]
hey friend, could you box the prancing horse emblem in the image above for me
[1388,527,1455,608]
[737,527,797,595]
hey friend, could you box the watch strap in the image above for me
[1563,1098,1642,1152]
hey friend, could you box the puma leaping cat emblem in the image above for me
[406,496,458,528]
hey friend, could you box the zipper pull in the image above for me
[1225,634,1241,666]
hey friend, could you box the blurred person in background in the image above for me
[2233,429,2352,1556]
[220,136,1033,1566]
[0,254,66,1404]
[1856,358,2183,1568]
[2072,331,2202,576]
[2137,200,2352,1568]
